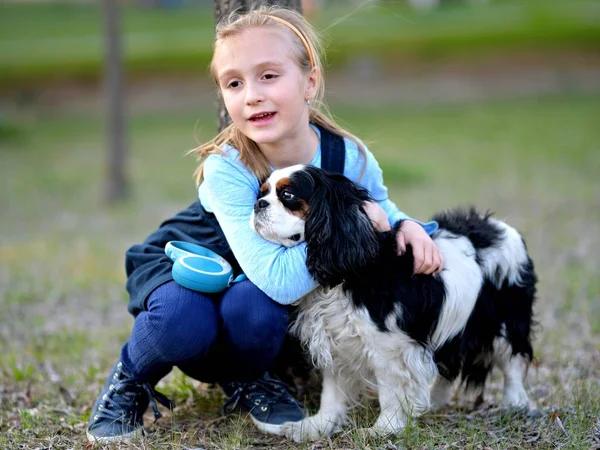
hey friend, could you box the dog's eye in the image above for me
[281,191,295,201]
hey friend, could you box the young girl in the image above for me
[87,5,443,444]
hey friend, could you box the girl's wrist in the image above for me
[397,219,424,238]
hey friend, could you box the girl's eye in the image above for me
[281,191,295,201]
[227,80,241,89]
[263,73,278,80]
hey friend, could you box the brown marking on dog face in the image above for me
[259,182,270,197]
[275,177,292,192]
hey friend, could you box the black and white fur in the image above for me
[251,165,537,441]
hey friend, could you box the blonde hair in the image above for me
[191,5,366,184]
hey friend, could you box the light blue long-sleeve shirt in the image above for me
[198,126,438,305]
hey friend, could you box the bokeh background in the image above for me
[1,0,599,448]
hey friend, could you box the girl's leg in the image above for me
[179,279,290,382]
[217,279,289,381]
[182,280,302,435]
[123,281,219,382]
[88,281,219,444]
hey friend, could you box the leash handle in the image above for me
[165,241,245,293]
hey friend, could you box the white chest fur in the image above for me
[292,287,376,388]
[292,286,439,402]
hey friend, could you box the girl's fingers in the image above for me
[396,231,407,255]
[422,244,436,275]
[435,250,444,274]
[428,248,441,275]
[397,226,444,275]
[413,243,425,273]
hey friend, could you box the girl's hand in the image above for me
[363,201,391,232]
[396,220,444,275]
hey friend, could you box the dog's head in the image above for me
[251,164,380,287]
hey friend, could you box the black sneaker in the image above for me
[221,373,305,434]
[87,360,175,444]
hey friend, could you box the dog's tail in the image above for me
[432,207,530,289]
[434,208,537,399]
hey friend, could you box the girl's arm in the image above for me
[202,154,318,305]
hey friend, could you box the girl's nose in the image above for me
[245,83,264,105]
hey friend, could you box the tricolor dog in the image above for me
[251,165,536,441]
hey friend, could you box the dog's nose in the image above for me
[254,199,269,213]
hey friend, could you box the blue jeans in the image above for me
[120,280,289,384]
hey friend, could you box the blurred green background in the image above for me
[1,0,599,448]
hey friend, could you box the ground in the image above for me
[1,56,599,449]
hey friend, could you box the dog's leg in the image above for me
[493,335,534,409]
[430,376,454,409]
[369,349,435,436]
[282,368,350,442]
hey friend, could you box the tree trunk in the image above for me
[102,0,127,203]
[214,0,302,132]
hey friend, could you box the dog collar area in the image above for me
[165,241,246,293]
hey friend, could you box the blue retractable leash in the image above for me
[165,241,247,293]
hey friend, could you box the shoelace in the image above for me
[141,383,175,421]
[95,380,175,423]
[221,376,298,415]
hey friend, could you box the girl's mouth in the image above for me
[249,112,276,124]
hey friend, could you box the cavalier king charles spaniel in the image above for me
[251,165,537,442]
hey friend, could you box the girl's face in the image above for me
[213,27,318,147]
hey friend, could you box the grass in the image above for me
[1,90,600,448]
[0,0,598,87]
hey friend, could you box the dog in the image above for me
[251,164,537,441]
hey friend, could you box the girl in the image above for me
[87,5,443,444]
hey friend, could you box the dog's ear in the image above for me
[302,167,379,287]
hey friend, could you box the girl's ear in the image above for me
[304,167,379,287]
[304,66,320,102]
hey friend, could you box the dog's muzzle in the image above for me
[254,198,269,214]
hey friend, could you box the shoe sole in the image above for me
[86,427,144,444]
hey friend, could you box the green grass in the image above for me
[0,0,598,87]
[1,92,599,448]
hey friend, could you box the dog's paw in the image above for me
[281,416,340,442]
[281,420,318,443]
[501,386,533,410]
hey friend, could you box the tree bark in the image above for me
[102,0,127,203]
[214,0,302,132]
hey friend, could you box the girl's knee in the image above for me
[220,281,289,348]
[141,281,219,360]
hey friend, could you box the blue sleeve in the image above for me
[202,154,318,305]
[346,140,438,235]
